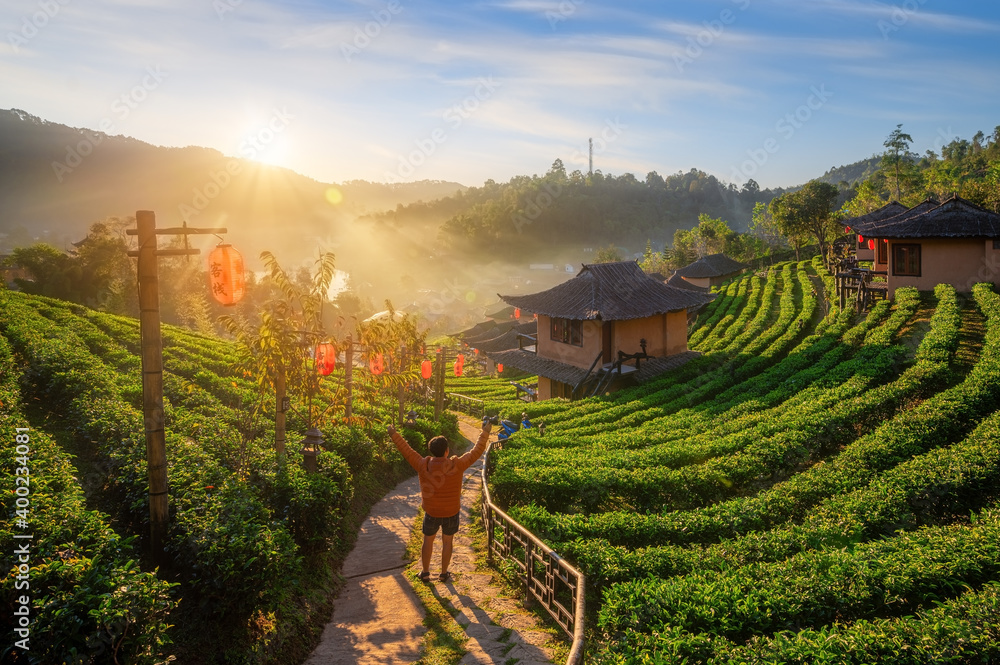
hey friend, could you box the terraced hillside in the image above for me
[0,290,456,663]
[487,258,1000,663]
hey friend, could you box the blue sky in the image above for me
[3,0,999,189]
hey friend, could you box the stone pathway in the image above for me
[304,419,559,664]
[304,474,426,664]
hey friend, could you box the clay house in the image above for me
[672,253,748,289]
[485,261,715,401]
[846,201,908,262]
[848,196,1000,298]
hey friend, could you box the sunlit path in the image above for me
[304,475,426,664]
[305,419,559,664]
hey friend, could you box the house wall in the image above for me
[536,376,553,400]
[535,314,602,369]
[610,310,690,358]
[856,236,874,261]
[666,309,689,356]
[887,238,1000,298]
[534,310,692,401]
[874,239,889,270]
[614,315,667,357]
[682,276,711,289]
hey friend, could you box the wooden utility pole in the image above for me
[275,364,286,456]
[397,345,406,427]
[434,347,445,420]
[344,335,353,420]
[127,212,226,562]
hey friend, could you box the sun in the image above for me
[235,116,293,167]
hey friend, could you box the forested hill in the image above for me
[0,109,464,260]
[364,161,786,257]
[814,156,881,187]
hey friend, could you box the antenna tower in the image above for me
[588,138,593,175]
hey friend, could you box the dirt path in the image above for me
[304,420,559,664]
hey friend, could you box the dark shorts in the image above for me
[422,512,460,536]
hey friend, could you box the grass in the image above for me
[404,566,470,665]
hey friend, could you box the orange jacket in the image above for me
[391,427,491,518]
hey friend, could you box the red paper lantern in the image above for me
[497,363,503,373]
[208,244,246,306]
[514,308,521,320]
[844,226,851,234]
[474,348,479,355]
[421,360,433,379]
[857,235,864,244]
[453,353,465,377]
[315,343,336,376]
[867,239,875,250]
[369,353,384,375]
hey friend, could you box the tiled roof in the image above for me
[859,196,1000,239]
[451,320,497,340]
[467,322,536,353]
[498,261,715,321]
[851,198,939,236]
[485,304,516,320]
[463,320,517,344]
[485,349,591,385]
[485,348,701,387]
[842,201,909,232]
[632,350,701,383]
[673,254,749,280]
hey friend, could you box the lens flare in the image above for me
[325,187,344,205]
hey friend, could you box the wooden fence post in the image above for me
[345,335,353,420]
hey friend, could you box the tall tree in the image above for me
[750,201,786,259]
[594,244,624,263]
[769,180,840,262]
[882,123,914,200]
